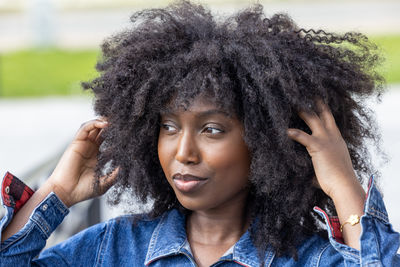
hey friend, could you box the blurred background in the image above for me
[0,0,399,248]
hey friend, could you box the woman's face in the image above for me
[158,96,251,212]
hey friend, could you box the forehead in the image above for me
[160,94,234,118]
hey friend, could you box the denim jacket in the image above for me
[0,172,399,266]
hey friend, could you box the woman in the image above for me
[1,1,399,266]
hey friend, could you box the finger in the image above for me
[94,128,106,147]
[315,99,336,128]
[298,110,324,134]
[97,116,108,123]
[88,128,100,142]
[75,119,108,141]
[287,128,313,147]
[98,167,120,194]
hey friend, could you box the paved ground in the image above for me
[1,86,400,232]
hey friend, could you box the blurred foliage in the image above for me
[0,49,99,97]
[0,35,399,98]
[371,35,400,85]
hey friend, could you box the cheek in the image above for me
[157,137,173,175]
[204,138,251,182]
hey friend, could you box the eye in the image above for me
[203,126,224,135]
[161,123,177,134]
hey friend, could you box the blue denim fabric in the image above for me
[1,176,399,266]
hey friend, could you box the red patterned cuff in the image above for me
[314,206,344,244]
[327,216,343,244]
[1,172,35,214]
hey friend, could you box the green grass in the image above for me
[0,49,99,98]
[0,35,399,98]
[371,35,400,84]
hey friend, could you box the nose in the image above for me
[175,130,200,165]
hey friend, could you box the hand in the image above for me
[287,100,364,200]
[46,118,119,207]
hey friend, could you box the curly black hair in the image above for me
[82,0,384,260]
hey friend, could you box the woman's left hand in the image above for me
[286,100,363,200]
[287,99,367,249]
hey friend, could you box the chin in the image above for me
[175,194,212,211]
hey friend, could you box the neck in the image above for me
[186,191,250,246]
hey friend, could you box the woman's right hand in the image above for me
[45,118,119,207]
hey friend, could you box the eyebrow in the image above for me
[197,109,232,119]
[161,109,232,119]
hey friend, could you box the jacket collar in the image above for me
[144,209,275,266]
[144,209,187,265]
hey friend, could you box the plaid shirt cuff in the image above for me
[1,172,35,215]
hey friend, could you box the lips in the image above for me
[172,173,208,193]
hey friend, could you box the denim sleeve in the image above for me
[314,175,400,266]
[0,173,70,265]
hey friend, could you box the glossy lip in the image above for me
[172,173,209,193]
